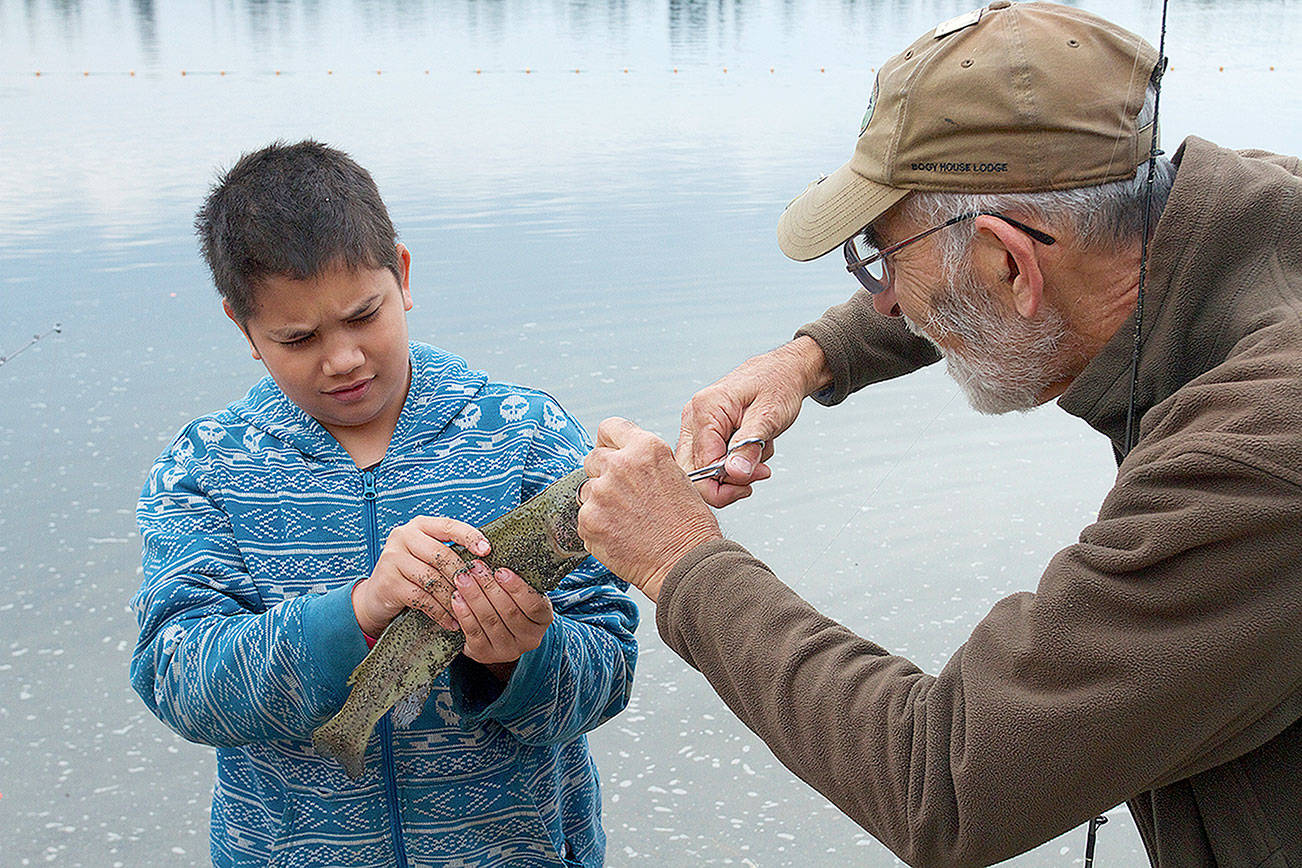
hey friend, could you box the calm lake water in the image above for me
[2,0,1299,865]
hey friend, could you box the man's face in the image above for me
[870,218,1085,414]
[234,245,414,440]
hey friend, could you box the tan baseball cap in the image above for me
[777,1,1161,261]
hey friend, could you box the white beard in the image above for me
[904,262,1087,415]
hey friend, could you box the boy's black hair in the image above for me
[195,140,401,323]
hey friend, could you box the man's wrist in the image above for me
[783,335,833,397]
[642,530,724,603]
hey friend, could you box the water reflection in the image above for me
[131,0,159,62]
[2,1,1299,866]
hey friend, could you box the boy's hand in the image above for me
[351,516,492,638]
[453,565,554,679]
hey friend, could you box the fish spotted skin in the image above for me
[311,469,589,779]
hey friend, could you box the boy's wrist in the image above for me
[351,579,387,639]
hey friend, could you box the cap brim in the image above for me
[776,162,910,262]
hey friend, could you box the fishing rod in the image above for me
[1089,0,1172,860]
[0,323,62,367]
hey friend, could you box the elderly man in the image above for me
[576,2,1302,866]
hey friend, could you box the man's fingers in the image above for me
[722,438,766,480]
[677,396,737,470]
[595,416,644,449]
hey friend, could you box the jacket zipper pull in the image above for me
[362,470,378,501]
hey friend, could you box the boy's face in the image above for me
[227,244,415,445]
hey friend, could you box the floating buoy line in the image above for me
[17,63,1283,78]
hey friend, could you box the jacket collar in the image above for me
[231,341,488,462]
[1058,137,1298,457]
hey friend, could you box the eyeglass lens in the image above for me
[844,235,887,293]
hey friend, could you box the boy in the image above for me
[130,140,638,867]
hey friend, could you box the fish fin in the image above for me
[391,679,434,730]
[311,705,373,780]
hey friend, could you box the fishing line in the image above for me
[0,323,62,368]
[1124,0,1171,457]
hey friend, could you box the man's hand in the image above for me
[351,516,491,637]
[452,563,554,679]
[677,336,831,507]
[579,418,724,602]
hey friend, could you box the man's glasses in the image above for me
[842,211,1057,294]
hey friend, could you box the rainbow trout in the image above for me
[311,469,590,779]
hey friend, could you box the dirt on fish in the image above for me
[311,469,590,779]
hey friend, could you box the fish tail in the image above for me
[311,695,376,780]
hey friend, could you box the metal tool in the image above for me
[686,437,766,483]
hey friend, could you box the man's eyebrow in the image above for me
[861,224,883,250]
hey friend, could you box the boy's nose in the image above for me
[322,341,364,377]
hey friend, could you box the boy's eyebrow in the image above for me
[343,294,383,318]
[266,295,383,340]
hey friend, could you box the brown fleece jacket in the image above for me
[657,137,1302,867]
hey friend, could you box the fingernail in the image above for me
[455,572,474,588]
[495,569,512,584]
[451,591,463,606]
[470,561,491,579]
[728,455,753,476]
[475,539,490,555]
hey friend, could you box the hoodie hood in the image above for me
[229,341,489,462]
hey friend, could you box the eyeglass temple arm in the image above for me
[845,210,1055,270]
[980,212,1057,245]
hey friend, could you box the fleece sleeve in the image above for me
[655,432,1302,867]
[448,398,639,746]
[794,288,942,405]
[129,433,369,747]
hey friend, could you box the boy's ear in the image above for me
[223,300,261,360]
[396,243,413,311]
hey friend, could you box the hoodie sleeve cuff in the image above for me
[302,582,372,713]
[449,619,564,725]
[795,320,858,406]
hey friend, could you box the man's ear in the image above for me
[972,214,1045,320]
[396,242,413,311]
[223,300,261,360]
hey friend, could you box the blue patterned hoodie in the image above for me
[131,342,638,868]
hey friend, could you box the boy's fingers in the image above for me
[450,593,482,646]
[453,587,510,653]
[406,515,491,557]
[495,569,553,625]
[456,564,512,638]
[397,533,474,591]
[393,555,460,630]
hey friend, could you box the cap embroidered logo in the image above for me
[860,76,880,135]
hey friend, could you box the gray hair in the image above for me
[899,86,1174,273]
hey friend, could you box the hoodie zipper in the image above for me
[361,468,409,868]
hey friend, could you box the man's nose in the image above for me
[872,283,902,318]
